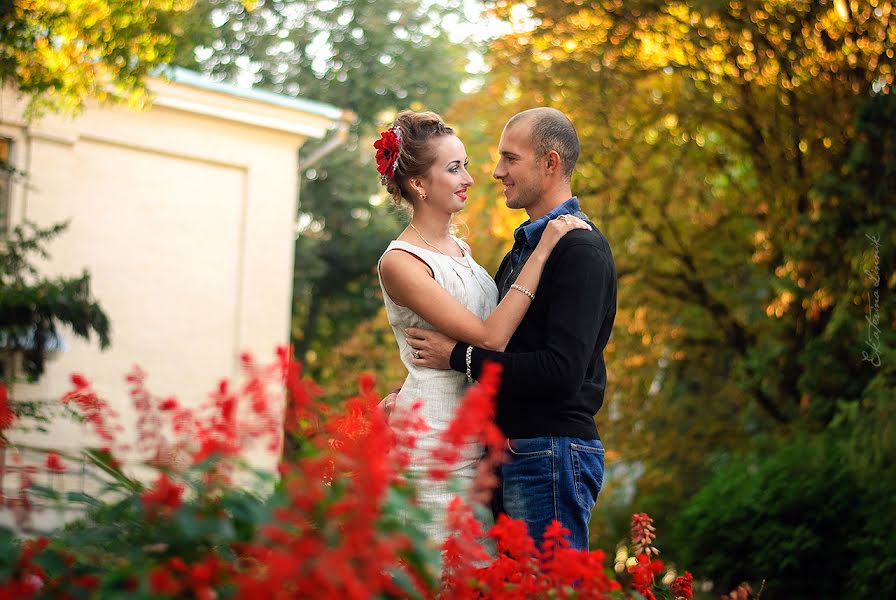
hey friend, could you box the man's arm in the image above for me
[449,243,615,398]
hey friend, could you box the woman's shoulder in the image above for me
[379,241,436,279]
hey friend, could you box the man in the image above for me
[404,107,617,551]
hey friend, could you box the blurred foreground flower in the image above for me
[0,349,705,598]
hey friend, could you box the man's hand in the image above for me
[405,328,457,370]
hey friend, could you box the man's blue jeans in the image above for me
[493,436,605,551]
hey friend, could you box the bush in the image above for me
[672,409,896,600]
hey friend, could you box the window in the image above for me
[0,138,10,237]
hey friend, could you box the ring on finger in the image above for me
[413,350,421,359]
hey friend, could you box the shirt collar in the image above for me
[513,197,581,249]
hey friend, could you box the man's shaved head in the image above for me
[505,107,580,180]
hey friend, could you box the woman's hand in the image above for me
[534,214,591,257]
[377,388,400,420]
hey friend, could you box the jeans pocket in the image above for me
[570,441,605,511]
[507,437,553,457]
[502,438,554,530]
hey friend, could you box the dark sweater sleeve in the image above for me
[449,242,614,398]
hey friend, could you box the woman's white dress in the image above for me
[378,238,498,545]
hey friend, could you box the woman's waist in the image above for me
[401,369,467,388]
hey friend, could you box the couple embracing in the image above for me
[375,108,617,551]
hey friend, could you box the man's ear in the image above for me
[544,150,562,176]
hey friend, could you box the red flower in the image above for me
[45,453,66,473]
[71,574,100,590]
[70,373,90,388]
[490,512,538,560]
[0,383,15,432]
[149,565,182,595]
[168,557,188,572]
[159,397,178,411]
[631,512,658,556]
[671,570,693,599]
[374,127,401,176]
[441,497,491,597]
[628,553,663,600]
[429,361,504,483]
[141,473,184,515]
[358,372,376,395]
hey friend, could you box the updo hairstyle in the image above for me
[381,110,454,207]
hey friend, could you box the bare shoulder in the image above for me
[379,247,434,282]
[379,246,437,307]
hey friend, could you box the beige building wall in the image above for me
[0,72,348,477]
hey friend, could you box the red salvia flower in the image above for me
[62,373,120,449]
[631,512,659,556]
[628,553,664,600]
[6,349,698,600]
[429,361,504,501]
[671,570,694,599]
[441,496,491,598]
[148,566,181,595]
[0,383,15,434]
[44,453,65,473]
[70,574,100,590]
[140,473,184,517]
[490,512,539,561]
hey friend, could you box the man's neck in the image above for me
[525,188,574,222]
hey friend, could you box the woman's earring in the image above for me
[420,191,427,202]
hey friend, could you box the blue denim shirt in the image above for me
[509,197,581,271]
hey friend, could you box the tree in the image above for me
[0,0,198,117]
[171,0,467,124]
[0,221,110,382]
[449,0,895,523]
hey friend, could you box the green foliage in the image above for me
[671,393,896,599]
[172,0,468,124]
[0,0,196,118]
[451,0,896,527]
[291,147,407,379]
[0,221,110,381]
[15,460,278,597]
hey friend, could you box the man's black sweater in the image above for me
[449,225,617,440]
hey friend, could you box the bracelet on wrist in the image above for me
[465,344,474,384]
[510,283,535,301]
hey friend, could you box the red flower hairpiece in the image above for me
[374,125,402,178]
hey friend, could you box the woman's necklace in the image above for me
[408,223,472,269]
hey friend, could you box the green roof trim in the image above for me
[157,66,347,122]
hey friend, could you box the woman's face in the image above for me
[419,135,473,215]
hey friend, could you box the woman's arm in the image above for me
[379,216,589,351]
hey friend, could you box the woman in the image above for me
[375,110,587,545]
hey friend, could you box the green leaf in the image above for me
[82,448,142,493]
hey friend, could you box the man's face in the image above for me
[493,121,544,211]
